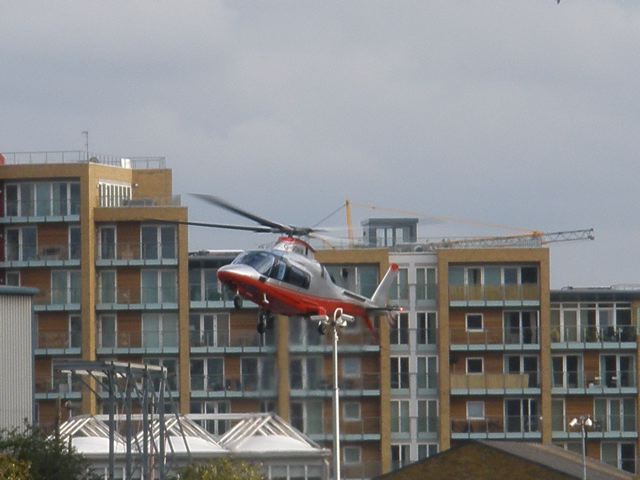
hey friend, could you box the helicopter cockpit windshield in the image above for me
[233,251,310,289]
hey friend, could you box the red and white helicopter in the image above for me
[186,194,401,335]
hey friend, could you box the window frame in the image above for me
[465,313,484,332]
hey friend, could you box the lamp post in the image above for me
[320,307,354,480]
[569,415,593,480]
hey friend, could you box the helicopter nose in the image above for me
[217,264,253,285]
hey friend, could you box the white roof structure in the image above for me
[56,413,330,479]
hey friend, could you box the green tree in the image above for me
[0,424,97,480]
[0,454,30,480]
[176,458,264,480]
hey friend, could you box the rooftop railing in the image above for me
[1,150,165,168]
[551,325,637,345]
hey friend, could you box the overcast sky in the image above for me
[1,1,638,288]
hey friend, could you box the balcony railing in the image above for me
[34,289,81,308]
[2,243,80,264]
[449,284,539,303]
[450,372,539,392]
[390,372,438,391]
[553,414,637,435]
[551,325,637,346]
[190,373,277,394]
[290,373,381,394]
[389,327,438,349]
[552,370,636,392]
[98,330,179,352]
[36,331,81,353]
[289,329,381,351]
[189,329,275,350]
[35,375,83,397]
[98,195,181,208]
[450,327,539,349]
[96,241,177,263]
[451,415,540,437]
[1,150,165,168]
[96,288,178,306]
[295,415,382,440]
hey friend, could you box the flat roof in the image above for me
[0,286,39,296]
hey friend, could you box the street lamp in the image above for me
[569,415,593,480]
[319,307,354,480]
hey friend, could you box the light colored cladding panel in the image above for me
[0,295,33,429]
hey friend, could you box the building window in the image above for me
[51,270,81,304]
[505,398,538,433]
[344,446,361,465]
[342,357,361,378]
[189,313,230,347]
[418,443,438,460]
[600,354,635,388]
[416,267,436,301]
[466,401,485,420]
[5,271,20,286]
[190,401,229,435]
[551,355,581,388]
[503,311,539,344]
[6,226,37,261]
[99,271,116,303]
[142,313,178,348]
[141,269,177,303]
[290,357,323,390]
[391,444,411,470]
[290,400,323,434]
[390,313,409,345]
[190,358,224,391]
[98,226,116,260]
[552,398,565,432]
[465,313,483,332]
[595,398,636,432]
[69,315,81,348]
[69,226,81,260]
[189,268,220,301]
[242,357,276,391]
[390,356,410,390]
[98,182,131,207]
[505,355,539,388]
[602,442,636,473]
[289,316,322,346]
[391,268,409,301]
[343,402,361,421]
[99,314,117,348]
[325,264,379,298]
[391,400,410,433]
[417,312,437,345]
[466,357,484,374]
[417,356,437,390]
[417,399,438,433]
[146,357,178,391]
[141,225,176,260]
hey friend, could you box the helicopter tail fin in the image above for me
[370,263,399,307]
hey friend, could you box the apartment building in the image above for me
[0,152,189,426]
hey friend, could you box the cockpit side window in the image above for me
[284,264,310,289]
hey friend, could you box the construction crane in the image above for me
[342,200,595,250]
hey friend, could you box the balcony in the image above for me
[189,289,238,310]
[448,284,539,307]
[290,373,380,398]
[189,328,276,354]
[97,330,179,355]
[190,373,277,399]
[552,415,638,440]
[449,327,539,351]
[289,329,381,354]
[34,375,82,400]
[96,241,177,267]
[33,289,81,312]
[451,415,541,440]
[450,373,539,395]
[390,372,438,395]
[389,327,438,353]
[301,415,382,442]
[96,288,178,311]
[1,243,81,268]
[552,370,636,395]
[551,325,637,350]
[35,331,81,356]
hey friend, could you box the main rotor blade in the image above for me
[154,219,275,233]
[191,193,293,233]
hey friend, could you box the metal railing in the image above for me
[552,414,637,433]
[98,330,179,349]
[96,287,178,305]
[3,243,80,262]
[189,329,275,349]
[98,195,181,208]
[34,288,82,306]
[450,372,539,391]
[96,241,177,262]
[389,327,438,347]
[190,373,277,393]
[449,284,539,302]
[3,200,81,217]
[1,150,165,168]
[37,331,81,350]
[451,415,540,435]
[35,375,83,395]
[290,373,381,392]
[552,370,636,390]
[551,325,637,344]
[390,371,438,391]
[450,327,539,347]
[292,415,382,438]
